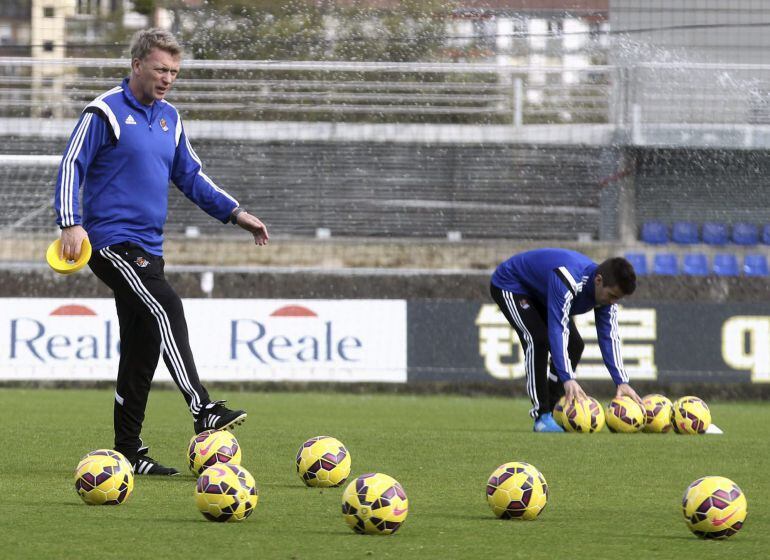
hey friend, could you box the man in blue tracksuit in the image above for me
[490,249,642,432]
[54,29,269,474]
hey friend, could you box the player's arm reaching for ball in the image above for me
[547,269,588,401]
[594,304,643,406]
[563,379,588,402]
[615,380,642,404]
[592,257,643,405]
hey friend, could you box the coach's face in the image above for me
[594,274,625,307]
[130,48,180,106]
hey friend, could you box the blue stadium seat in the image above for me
[762,224,770,245]
[652,253,678,275]
[713,253,739,276]
[732,223,759,245]
[682,253,709,276]
[640,221,669,245]
[744,254,769,276]
[624,252,648,275]
[672,222,699,244]
[702,222,729,246]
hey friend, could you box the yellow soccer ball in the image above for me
[606,396,645,433]
[74,449,134,505]
[341,473,409,535]
[195,464,258,522]
[296,435,351,487]
[486,462,548,520]
[642,394,674,433]
[672,396,711,434]
[553,396,567,428]
[559,396,605,433]
[682,476,747,539]
[188,429,242,476]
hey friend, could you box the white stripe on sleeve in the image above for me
[59,112,93,226]
[559,291,575,379]
[610,305,628,382]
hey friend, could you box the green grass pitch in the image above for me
[1,388,767,559]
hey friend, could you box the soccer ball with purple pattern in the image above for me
[188,429,242,476]
[74,449,134,505]
[553,396,567,428]
[555,396,605,433]
[605,396,645,433]
[341,473,409,535]
[641,394,674,433]
[682,476,747,539]
[296,436,351,487]
[486,461,548,520]
[195,463,258,522]
[672,396,711,435]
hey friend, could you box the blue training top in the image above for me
[54,78,238,256]
[491,248,628,385]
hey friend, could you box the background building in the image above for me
[0,0,32,56]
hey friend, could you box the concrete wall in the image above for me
[2,266,768,302]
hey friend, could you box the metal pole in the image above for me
[513,77,523,127]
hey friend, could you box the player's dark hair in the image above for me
[597,257,637,295]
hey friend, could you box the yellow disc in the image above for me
[46,238,92,275]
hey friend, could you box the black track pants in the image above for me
[89,242,210,456]
[490,283,584,418]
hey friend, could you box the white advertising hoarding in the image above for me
[0,298,407,382]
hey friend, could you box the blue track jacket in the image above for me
[54,78,238,255]
[491,248,628,385]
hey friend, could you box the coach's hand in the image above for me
[615,383,643,406]
[60,225,89,261]
[564,379,587,402]
[236,211,269,246]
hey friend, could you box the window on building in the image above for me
[43,41,55,52]
[43,6,55,17]
[548,19,563,37]
[0,24,11,45]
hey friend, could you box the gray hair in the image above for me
[129,28,183,61]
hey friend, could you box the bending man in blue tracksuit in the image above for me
[54,28,269,474]
[490,248,642,432]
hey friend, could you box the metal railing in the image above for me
[0,57,615,125]
[4,58,770,148]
